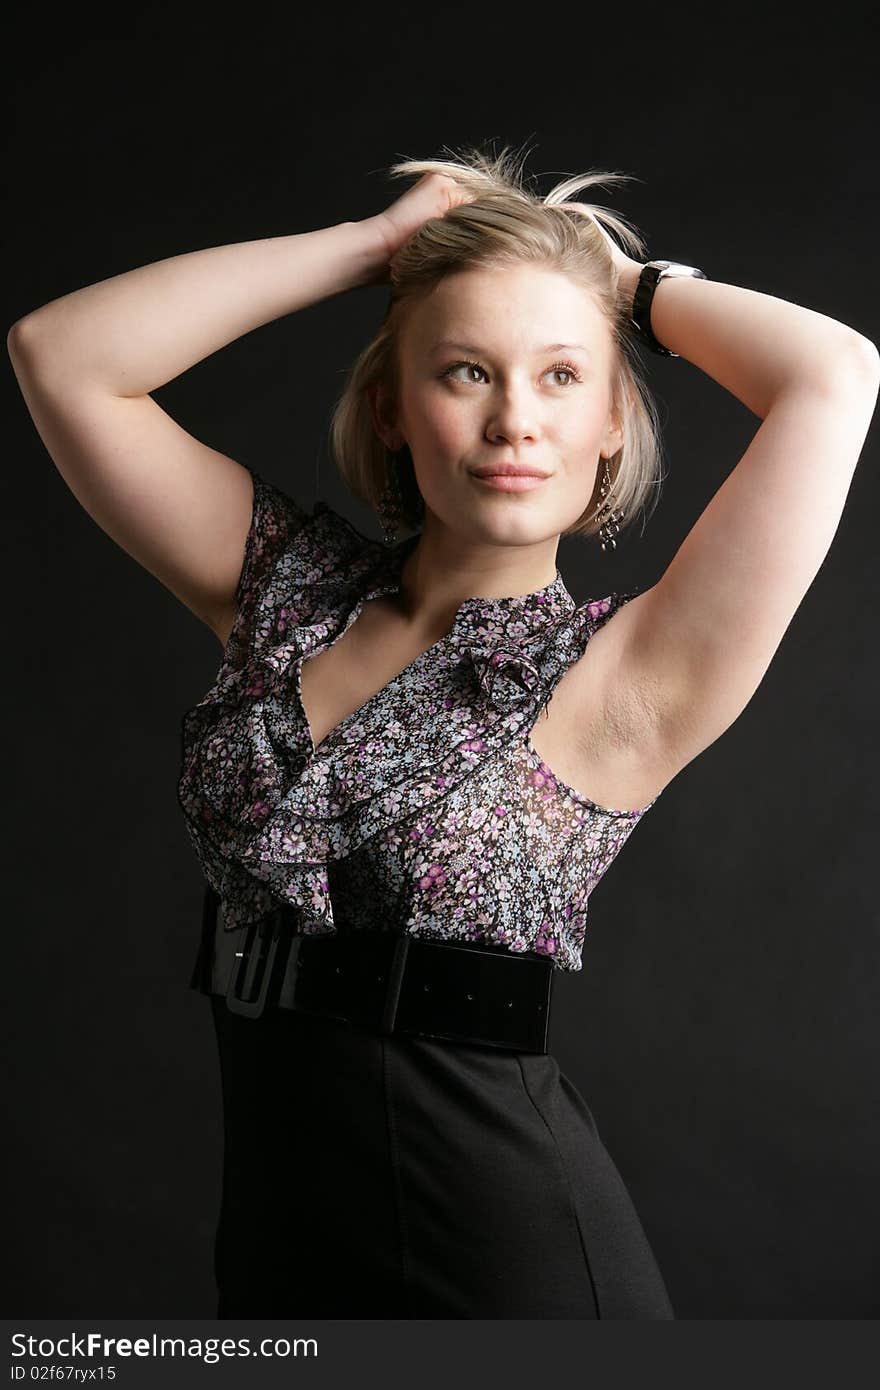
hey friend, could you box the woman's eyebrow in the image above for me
[430,339,592,358]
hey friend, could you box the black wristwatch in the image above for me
[630,260,707,357]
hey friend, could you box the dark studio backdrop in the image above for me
[5,21,879,1322]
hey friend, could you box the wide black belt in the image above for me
[194,887,553,1053]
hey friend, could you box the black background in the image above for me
[5,16,879,1321]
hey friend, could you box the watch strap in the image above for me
[630,260,707,357]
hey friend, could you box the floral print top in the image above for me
[178,467,660,980]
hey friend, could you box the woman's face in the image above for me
[384,262,623,546]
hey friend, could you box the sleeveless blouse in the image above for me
[177,468,661,973]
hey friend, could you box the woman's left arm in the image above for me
[619,261,878,414]
[610,259,880,771]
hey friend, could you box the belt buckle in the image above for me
[225,910,294,1019]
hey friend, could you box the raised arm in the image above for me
[6,217,390,631]
[596,255,879,781]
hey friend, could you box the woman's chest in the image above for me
[298,598,447,753]
[297,598,667,815]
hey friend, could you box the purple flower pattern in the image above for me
[178,468,660,973]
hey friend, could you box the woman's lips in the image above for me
[469,473,549,492]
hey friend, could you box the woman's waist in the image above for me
[191,887,554,1053]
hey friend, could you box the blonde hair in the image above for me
[328,141,665,542]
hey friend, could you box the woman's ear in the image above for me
[367,382,402,452]
[600,418,624,460]
[600,389,627,458]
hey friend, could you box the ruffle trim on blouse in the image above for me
[177,481,644,937]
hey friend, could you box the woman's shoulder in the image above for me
[217,467,381,661]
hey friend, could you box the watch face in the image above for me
[660,263,700,276]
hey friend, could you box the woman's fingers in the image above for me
[558,201,642,280]
[378,172,476,258]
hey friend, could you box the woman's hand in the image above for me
[361,173,477,285]
[559,201,644,308]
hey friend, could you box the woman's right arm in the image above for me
[7,217,391,634]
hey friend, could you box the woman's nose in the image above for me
[485,393,537,444]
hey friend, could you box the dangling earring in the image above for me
[596,456,625,552]
[377,451,405,544]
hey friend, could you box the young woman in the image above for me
[10,145,878,1320]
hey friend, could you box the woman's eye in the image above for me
[442,360,581,386]
[444,361,485,383]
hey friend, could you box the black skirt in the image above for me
[207,993,674,1319]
